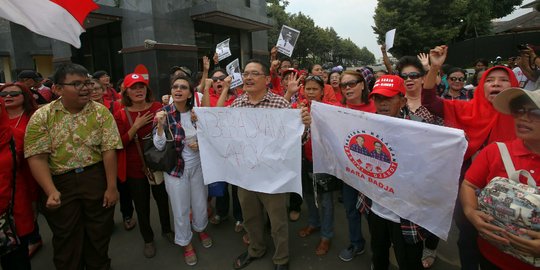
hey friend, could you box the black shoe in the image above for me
[274,263,288,270]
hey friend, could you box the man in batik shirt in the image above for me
[25,63,122,270]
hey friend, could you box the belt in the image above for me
[60,162,102,176]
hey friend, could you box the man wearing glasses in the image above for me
[24,63,122,270]
[232,59,311,270]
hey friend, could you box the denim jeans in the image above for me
[305,191,334,239]
[342,183,366,249]
[215,183,243,222]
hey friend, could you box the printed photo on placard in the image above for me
[276,25,300,57]
[226,59,243,89]
[216,38,232,62]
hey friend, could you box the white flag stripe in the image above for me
[0,0,85,48]
[311,102,467,240]
[194,107,304,195]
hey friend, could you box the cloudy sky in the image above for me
[286,0,535,59]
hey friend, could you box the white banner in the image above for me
[194,107,305,195]
[311,102,467,240]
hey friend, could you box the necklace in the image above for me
[406,95,421,100]
[13,112,24,128]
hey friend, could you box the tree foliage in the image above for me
[373,0,523,57]
[266,0,375,68]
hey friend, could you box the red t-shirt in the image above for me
[114,102,162,179]
[8,113,31,132]
[465,139,540,270]
[209,88,237,107]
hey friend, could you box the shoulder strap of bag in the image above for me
[496,142,515,176]
[497,142,536,187]
[124,108,150,170]
[9,137,16,212]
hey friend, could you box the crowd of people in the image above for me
[0,42,539,270]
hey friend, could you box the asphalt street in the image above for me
[31,191,461,270]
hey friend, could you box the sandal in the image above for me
[232,251,263,270]
[422,248,437,269]
[315,238,330,256]
[298,225,320,238]
[184,245,197,266]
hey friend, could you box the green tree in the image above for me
[373,0,523,57]
[266,0,375,68]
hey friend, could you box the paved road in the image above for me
[31,192,461,270]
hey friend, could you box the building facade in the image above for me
[0,0,272,95]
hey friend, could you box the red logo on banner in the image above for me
[344,130,398,179]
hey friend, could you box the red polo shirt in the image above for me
[465,139,540,270]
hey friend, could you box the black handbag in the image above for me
[124,108,177,174]
[0,138,21,256]
[141,111,178,172]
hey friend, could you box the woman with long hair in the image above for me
[154,75,212,266]
[0,83,37,131]
[0,83,41,257]
[114,73,173,258]
[0,99,34,269]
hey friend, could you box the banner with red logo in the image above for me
[311,102,467,240]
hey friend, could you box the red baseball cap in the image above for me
[369,75,406,98]
[124,73,148,88]
[281,68,298,77]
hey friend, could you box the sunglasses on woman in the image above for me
[0,91,22,97]
[211,75,227,82]
[399,72,423,80]
[339,79,362,89]
[511,107,540,122]
[305,75,324,82]
[448,77,465,82]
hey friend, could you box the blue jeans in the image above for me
[305,191,334,239]
[342,183,366,249]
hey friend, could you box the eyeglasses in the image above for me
[242,72,265,78]
[0,91,22,97]
[305,75,324,82]
[211,75,227,82]
[172,85,190,90]
[449,77,465,82]
[339,79,362,89]
[399,72,423,80]
[57,80,94,90]
[511,107,540,122]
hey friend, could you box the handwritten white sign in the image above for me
[194,107,305,195]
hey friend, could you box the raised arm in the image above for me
[216,76,232,107]
[381,44,393,74]
[421,45,448,117]
[198,56,211,92]
[201,78,213,107]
